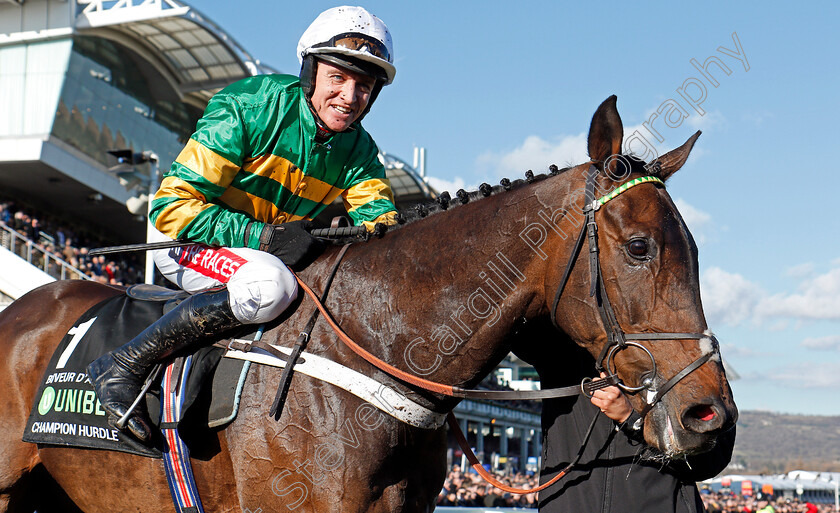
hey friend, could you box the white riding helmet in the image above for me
[297,6,396,86]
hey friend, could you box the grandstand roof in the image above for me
[1,0,276,108]
[0,0,436,242]
[379,152,436,204]
[706,471,840,493]
[73,0,278,108]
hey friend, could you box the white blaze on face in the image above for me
[665,414,676,453]
[699,329,721,362]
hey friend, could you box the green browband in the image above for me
[593,175,664,209]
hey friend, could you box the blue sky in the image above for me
[195,1,840,416]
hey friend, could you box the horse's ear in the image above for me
[651,131,701,181]
[587,95,624,164]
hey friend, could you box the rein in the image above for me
[293,274,604,495]
[276,168,718,495]
[292,275,618,400]
[290,169,716,409]
[445,411,600,495]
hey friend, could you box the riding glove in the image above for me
[258,220,325,270]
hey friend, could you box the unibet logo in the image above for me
[38,386,56,415]
[36,387,105,416]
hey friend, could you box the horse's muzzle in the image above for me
[681,397,738,435]
[646,394,738,456]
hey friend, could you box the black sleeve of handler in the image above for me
[258,220,326,270]
[535,343,735,513]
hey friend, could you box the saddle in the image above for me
[22,277,449,460]
[22,285,252,458]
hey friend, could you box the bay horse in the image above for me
[0,96,737,513]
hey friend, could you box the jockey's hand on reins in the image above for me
[259,220,326,270]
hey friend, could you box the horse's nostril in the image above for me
[681,400,736,437]
[681,403,723,434]
[692,405,716,422]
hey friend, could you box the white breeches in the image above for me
[152,242,298,325]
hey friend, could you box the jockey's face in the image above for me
[310,61,376,132]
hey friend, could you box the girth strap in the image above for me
[213,338,304,365]
[269,244,351,419]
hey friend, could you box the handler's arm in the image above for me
[589,373,633,423]
[590,373,736,482]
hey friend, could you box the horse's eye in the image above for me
[627,239,649,258]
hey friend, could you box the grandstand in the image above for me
[705,471,840,506]
[0,0,433,295]
[0,0,542,473]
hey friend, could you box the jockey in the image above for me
[87,6,398,442]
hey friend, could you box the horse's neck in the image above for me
[316,172,577,391]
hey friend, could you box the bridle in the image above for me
[279,165,718,413]
[550,165,719,418]
[261,165,721,495]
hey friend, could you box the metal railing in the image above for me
[0,222,89,281]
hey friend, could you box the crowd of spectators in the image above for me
[436,465,538,509]
[0,199,145,286]
[435,464,835,512]
[701,490,831,513]
[2,203,836,513]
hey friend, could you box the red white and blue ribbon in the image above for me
[161,356,204,513]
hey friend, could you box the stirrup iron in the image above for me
[115,363,163,431]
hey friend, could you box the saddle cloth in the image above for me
[22,287,249,458]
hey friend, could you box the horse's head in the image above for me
[549,96,737,456]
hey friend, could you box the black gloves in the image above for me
[258,220,325,270]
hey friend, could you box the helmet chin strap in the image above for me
[306,99,336,143]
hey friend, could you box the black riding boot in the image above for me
[86,288,240,442]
